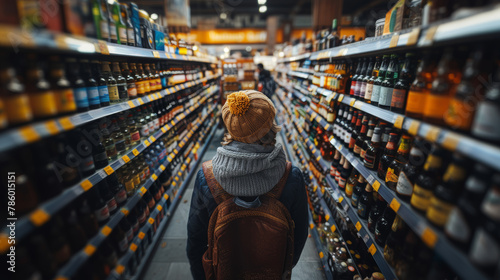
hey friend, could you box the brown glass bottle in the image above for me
[383,215,408,267]
[358,183,374,219]
[351,175,366,208]
[354,115,369,158]
[121,62,137,99]
[345,169,359,198]
[385,134,411,192]
[112,62,128,102]
[338,159,352,192]
[363,125,382,170]
[49,56,77,115]
[25,55,58,119]
[390,53,415,114]
[130,63,145,97]
[406,53,436,119]
[144,63,156,93]
[138,63,150,95]
[0,56,31,126]
[101,61,120,104]
[374,207,396,246]
[377,133,399,180]
[364,56,380,103]
[396,137,428,201]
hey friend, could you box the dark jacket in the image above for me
[258,69,277,99]
[186,166,309,280]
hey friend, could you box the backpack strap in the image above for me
[266,162,292,199]
[202,160,233,205]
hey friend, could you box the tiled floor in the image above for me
[143,128,326,280]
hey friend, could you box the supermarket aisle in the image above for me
[144,128,326,280]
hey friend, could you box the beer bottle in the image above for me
[394,231,418,279]
[139,63,151,94]
[29,235,58,278]
[120,3,135,46]
[159,62,168,89]
[360,117,375,162]
[49,56,77,115]
[101,239,118,270]
[383,215,408,266]
[445,46,489,131]
[385,134,411,192]
[410,145,447,213]
[122,165,136,197]
[371,55,390,106]
[377,133,399,180]
[66,57,89,112]
[111,118,126,155]
[378,54,400,110]
[364,56,380,103]
[359,57,373,100]
[338,158,351,191]
[396,137,428,201]
[89,184,110,225]
[94,0,110,41]
[426,154,469,228]
[345,169,359,198]
[112,62,128,102]
[69,128,96,178]
[107,173,127,207]
[111,1,127,44]
[368,193,386,233]
[111,225,128,257]
[149,103,159,131]
[64,209,88,253]
[363,125,382,170]
[77,197,99,238]
[128,112,141,145]
[351,175,366,208]
[406,52,436,119]
[0,56,31,126]
[348,111,362,152]
[374,207,396,246]
[390,53,415,113]
[101,61,120,104]
[30,140,63,201]
[92,60,110,106]
[81,59,101,110]
[151,63,162,91]
[423,48,462,126]
[120,218,134,244]
[54,134,81,188]
[144,63,156,93]
[358,183,374,219]
[350,59,362,98]
[131,62,145,97]
[354,115,369,158]
[100,121,118,160]
[121,62,137,99]
[45,215,72,267]
[25,54,58,119]
[107,1,118,44]
[444,163,492,251]
[335,156,345,183]
[99,178,118,215]
[472,60,500,143]
[118,114,131,150]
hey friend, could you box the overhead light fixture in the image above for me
[224,47,230,53]
[220,12,227,20]
[246,46,252,52]
[258,0,266,4]
[193,45,198,51]
[220,54,225,59]
[279,51,284,57]
[150,13,158,20]
[107,0,114,4]
[259,5,267,13]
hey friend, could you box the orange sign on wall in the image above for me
[189,29,266,44]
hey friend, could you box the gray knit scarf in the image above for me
[211,141,287,197]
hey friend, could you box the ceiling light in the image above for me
[193,45,198,51]
[259,5,267,13]
[220,12,227,20]
[107,0,114,4]
[224,47,229,53]
[150,13,158,20]
[246,46,252,52]
[258,0,266,4]
[279,51,284,57]
[220,54,225,59]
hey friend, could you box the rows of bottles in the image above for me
[0,83,212,220]
[0,107,216,280]
[305,44,500,144]
[296,100,500,278]
[3,0,195,53]
[0,51,211,130]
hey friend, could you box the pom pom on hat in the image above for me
[226,91,250,116]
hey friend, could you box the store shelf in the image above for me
[289,70,312,80]
[277,52,311,63]
[0,74,220,153]
[106,118,218,280]
[53,109,217,279]
[308,5,500,61]
[0,87,218,251]
[307,211,334,280]
[329,137,490,280]
[0,24,217,63]
[304,106,333,132]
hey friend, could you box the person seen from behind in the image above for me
[257,63,277,99]
[187,90,308,280]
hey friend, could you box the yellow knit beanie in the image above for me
[222,90,276,143]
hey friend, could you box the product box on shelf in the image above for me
[128,2,142,47]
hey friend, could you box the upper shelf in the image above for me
[277,52,310,63]
[0,24,218,63]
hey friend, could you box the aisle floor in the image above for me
[143,127,326,280]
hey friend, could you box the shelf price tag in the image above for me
[157,205,163,211]
[368,244,377,255]
[406,27,421,46]
[132,149,139,156]
[330,225,336,232]
[425,126,441,142]
[80,180,93,191]
[442,133,460,151]
[325,214,330,221]
[144,140,150,147]
[149,136,156,142]
[338,94,344,102]
[97,40,110,55]
[138,98,144,105]
[422,26,438,46]
[138,232,145,240]
[350,99,356,106]
[319,252,324,258]
[84,244,96,256]
[116,265,125,275]
[104,165,114,175]
[408,120,421,136]
[393,115,404,129]
[127,101,136,108]
[389,34,400,48]
[121,208,129,215]
[152,174,158,181]
[130,243,138,252]
[59,117,75,130]
[148,217,155,224]
[164,194,169,200]
[372,180,381,192]
[101,225,112,236]
[339,196,344,204]
[152,50,160,58]
[355,221,362,231]
[310,223,314,229]
[140,187,147,194]
[45,121,59,135]
[390,198,401,213]
[160,165,166,171]
[122,155,130,163]
[422,227,438,248]
[161,127,166,133]
[30,209,50,226]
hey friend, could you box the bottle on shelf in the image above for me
[368,193,386,233]
[360,117,375,162]
[423,48,462,126]
[383,214,408,267]
[358,57,373,100]
[131,62,145,98]
[49,56,77,115]
[351,175,366,208]
[364,56,380,103]
[345,169,360,198]
[335,156,345,184]
[121,62,137,99]
[374,207,396,246]
[350,59,362,98]
[378,54,400,110]
[0,55,31,127]
[25,54,58,119]
[92,60,110,107]
[326,19,340,49]
[394,231,419,279]
[396,137,428,201]
[370,55,389,106]
[112,62,128,102]
[120,3,136,46]
[410,145,447,213]
[101,61,119,104]
[405,52,436,119]
[363,124,382,170]
[66,57,90,112]
[107,1,118,44]
[385,134,412,192]
[338,157,351,192]
[64,209,88,253]
[139,63,151,95]
[110,0,127,45]
[81,59,101,110]
[358,183,374,220]
[46,216,72,267]
[353,115,369,158]
[390,53,415,113]
[94,0,111,41]
[377,132,399,180]
[426,153,469,228]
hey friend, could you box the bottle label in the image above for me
[364,153,376,169]
[118,236,128,253]
[345,183,354,196]
[127,83,137,98]
[94,151,108,163]
[95,205,110,222]
[144,80,151,93]
[107,197,117,213]
[360,148,367,160]
[385,167,398,183]
[87,86,100,106]
[161,77,167,88]
[410,184,432,211]
[131,130,141,141]
[124,180,135,193]
[119,27,127,43]
[100,21,109,39]
[80,156,95,172]
[114,139,126,153]
[353,81,361,97]
[390,88,407,109]
[378,86,393,106]
[396,171,413,197]
[136,81,145,95]
[56,88,77,113]
[371,85,381,103]
[327,112,334,123]
[406,89,427,114]
[126,228,134,242]
[469,228,500,266]
[5,94,32,123]
[117,83,128,99]
[365,83,373,100]
[349,135,356,150]
[115,188,127,204]
[351,192,359,207]
[74,88,89,109]
[359,82,367,98]
[472,102,500,141]
[110,23,117,40]
[154,119,159,130]
[444,98,473,130]
[335,170,341,182]
[108,85,120,101]
[133,174,141,186]
[338,177,347,190]
[127,28,135,44]
[353,144,361,155]
[426,196,454,227]
[29,90,57,118]
[132,221,139,233]
[98,85,110,103]
[138,211,147,224]
[482,187,500,221]
[148,198,155,209]
[423,94,451,119]
[444,208,470,243]
[330,166,337,177]
[350,81,357,96]
[105,143,117,158]
[358,202,368,218]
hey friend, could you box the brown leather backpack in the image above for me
[201,161,294,280]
